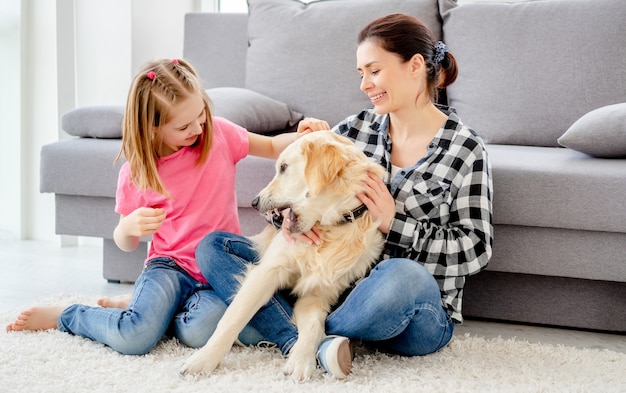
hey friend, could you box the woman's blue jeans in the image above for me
[57,257,261,355]
[196,231,455,357]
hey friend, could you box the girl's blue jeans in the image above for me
[57,257,262,355]
[195,231,455,357]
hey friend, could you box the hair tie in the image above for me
[171,59,179,64]
[433,41,449,65]
[146,71,156,80]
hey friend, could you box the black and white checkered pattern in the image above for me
[334,106,493,323]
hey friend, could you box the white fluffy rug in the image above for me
[1,294,625,393]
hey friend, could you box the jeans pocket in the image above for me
[143,257,180,273]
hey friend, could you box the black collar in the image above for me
[339,204,368,225]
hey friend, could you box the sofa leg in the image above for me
[102,239,146,283]
[60,235,78,247]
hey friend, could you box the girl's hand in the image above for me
[357,172,396,233]
[122,207,167,238]
[297,117,330,135]
[280,209,322,246]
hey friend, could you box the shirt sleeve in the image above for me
[115,163,141,216]
[213,116,249,163]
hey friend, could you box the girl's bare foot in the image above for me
[5,305,66,332]
[97,293,132,309]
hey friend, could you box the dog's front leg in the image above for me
[180,256,292,377]
[283,295,330,381]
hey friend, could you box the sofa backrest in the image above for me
[244,0,449,128]
[184,0,450,129]
[443,0,626,147]
[184,0,626,147]
[183,13,248,89]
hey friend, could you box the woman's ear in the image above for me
[410,53,425,75]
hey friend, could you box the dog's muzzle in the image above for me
[252,196,294,230]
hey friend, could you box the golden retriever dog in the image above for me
[180,131,385,381]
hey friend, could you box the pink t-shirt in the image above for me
[115,117,249,283]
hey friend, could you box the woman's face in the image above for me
[357,39,423,114]
[157,94,206,156]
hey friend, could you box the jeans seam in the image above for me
[414,303,454,352]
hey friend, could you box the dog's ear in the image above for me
[302,138,345,196]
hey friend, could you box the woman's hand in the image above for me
[357,172,396,233]
[280,208,322,246]
[297,117,331,135]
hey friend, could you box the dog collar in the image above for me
[340,204,368,224]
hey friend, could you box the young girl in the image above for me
[6,58,305,355]
[194,13,493,379]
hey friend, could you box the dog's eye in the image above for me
[279,163,287,174]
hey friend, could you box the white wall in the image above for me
[0,0,58,242]
[0,0,217,243]
[0,1,22,240]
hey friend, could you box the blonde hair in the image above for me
[117,58,213,197]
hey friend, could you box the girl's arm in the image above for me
[113,207,166,252]
[247,132,299,159]
[248,118,331,159]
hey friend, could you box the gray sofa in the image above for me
[40,0,626,333]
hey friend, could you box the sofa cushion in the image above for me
[61,87,302,140]
[40,138,124,198]
[207,87,303,134]
[62,105,125,139]
[443,0,626,147]
[245,0,451,128]
[557,103,626,158]
[486,144,626,234]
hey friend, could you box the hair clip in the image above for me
[147,71,156,80]
[433,41,449,65]
[171,59,179,64]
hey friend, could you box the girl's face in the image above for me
[356,39,424,114]
[157,94,206,157]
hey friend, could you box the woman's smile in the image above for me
[369,92,387,104]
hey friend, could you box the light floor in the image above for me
[1,239,625,354]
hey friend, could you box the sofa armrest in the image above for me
[183,13,248,89]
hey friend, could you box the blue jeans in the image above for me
[196,231,455,357]
[57,257,262,355]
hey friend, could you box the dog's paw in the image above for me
[180,350,220,377]
[283,354,317,382]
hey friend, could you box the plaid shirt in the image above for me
[333,106,493,323]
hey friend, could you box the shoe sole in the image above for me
[325,337,353,379]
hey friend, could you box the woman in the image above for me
[196,13,493,378]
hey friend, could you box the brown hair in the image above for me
[358,13,458,101]
[117,58,213,197]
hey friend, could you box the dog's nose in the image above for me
[251,196,260,210]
